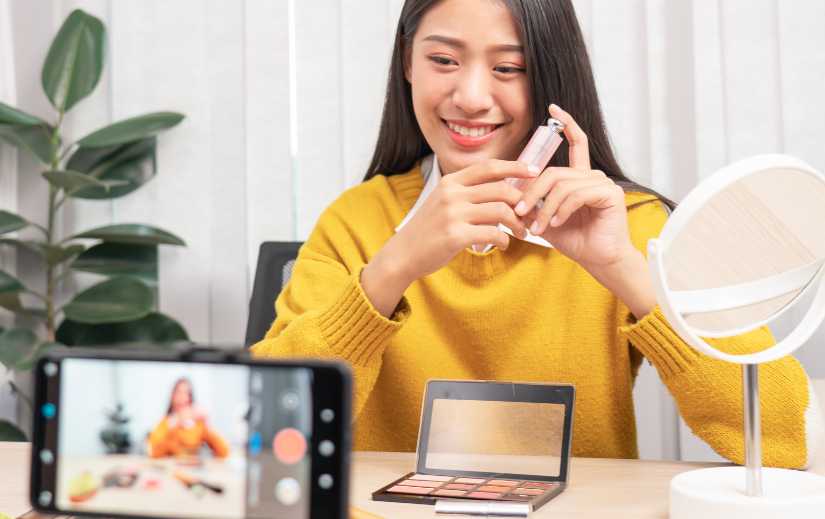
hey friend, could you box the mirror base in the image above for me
[670,467,825,519]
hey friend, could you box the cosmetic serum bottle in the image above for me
[505,117,565,192]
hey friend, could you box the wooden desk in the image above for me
[3,442,823,518]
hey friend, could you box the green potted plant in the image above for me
[0,9,189,440]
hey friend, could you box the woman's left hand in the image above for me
[514,104,657,318]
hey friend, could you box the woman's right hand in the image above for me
[361,159,539,317]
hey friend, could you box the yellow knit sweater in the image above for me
[251,164,815,469]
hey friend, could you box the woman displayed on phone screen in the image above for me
[147,379,229,458]
[252,0,822,469]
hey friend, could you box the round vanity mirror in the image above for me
[648,154,825,519]
[649,154,825,363]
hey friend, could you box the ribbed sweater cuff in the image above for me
[619,305,700,379]
[317,264,411,367]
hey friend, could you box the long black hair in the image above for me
[364,0,675,211]
[167,378,194,415]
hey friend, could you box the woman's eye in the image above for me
[494,66,524,75]
[428,56,456,66]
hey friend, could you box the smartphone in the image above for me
[29,349,351,519]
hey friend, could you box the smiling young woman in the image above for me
[251,0,822,469]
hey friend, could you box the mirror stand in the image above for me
[644,152,825,519]
[743,364,762,497]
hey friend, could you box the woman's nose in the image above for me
[453,65,494,114]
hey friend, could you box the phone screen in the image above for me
[49,357,317,519]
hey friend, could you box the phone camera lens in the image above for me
[40,449,54,465]
[320,409,334,423]
[43,362,58,377]
[38,491,52,507]
[318,440,335,457]
[318,474,333,489]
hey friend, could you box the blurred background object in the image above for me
[0,0,823,461]
[0,5,189,441]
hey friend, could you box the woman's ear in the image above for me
[402,37,413,83]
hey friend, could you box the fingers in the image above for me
[466,202,527,238]
[451,158,540,186]
[530,177,613,234]
[515,167,605,216]
[466,224,512,251]
[532,182,624,235]
[549,104,590,170]
[465,181,525,206]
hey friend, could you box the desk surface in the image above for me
[4,442,824,518]
[1,442,730,519]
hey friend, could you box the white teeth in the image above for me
[447,122,497,137]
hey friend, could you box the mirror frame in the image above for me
[647,154,825,364]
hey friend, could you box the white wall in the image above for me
[2,0,825,461]
[58,359,248,457]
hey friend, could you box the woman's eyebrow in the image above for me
[420,34,523,53]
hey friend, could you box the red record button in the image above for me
[273,428,307,464]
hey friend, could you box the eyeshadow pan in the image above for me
[488,480,518,486]
[455,478,486,484]
[514,487,543,495]
[433,489,467,497]
[386,485,433,495]
[399,480,442,488]
[444,484,475,490]
[468,491,501,499]
[522,482,552,489]
[409,474,453,482]
[478,485,510,492]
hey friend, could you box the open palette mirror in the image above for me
[372,380,575,511]
[647,154,825,518]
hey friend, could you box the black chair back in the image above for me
[245,241,304,346]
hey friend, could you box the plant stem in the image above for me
[44,117,63,343]
[45,184,57,342]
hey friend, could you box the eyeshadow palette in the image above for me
[372,380,576,511]
[372,472,563,508]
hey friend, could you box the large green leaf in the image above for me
[71,224,185,246]
[43,169,127,192]
[62,276,154,324]
[0,326,38,370]
[41,9,106,112]
[0,294,46,318]
[66,138,156,199]
[77,112,184,148]
[0,210,30,235]
[70,243,157,286]
[0,238,83,265]
[14,341,64,372]
[0,419,27,442]
[0,238,40,255]
[0,124,56,166]
[57,312,188,347]
[0,101,43,126]
[0,268,25,295]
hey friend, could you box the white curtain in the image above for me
[0,0,18,424]
[4,0,825,460]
